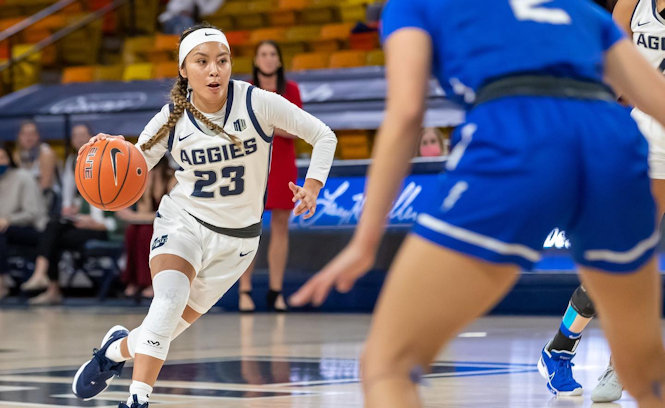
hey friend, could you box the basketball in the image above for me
[75,138,148,211]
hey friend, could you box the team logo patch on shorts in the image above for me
[151,235,168,250]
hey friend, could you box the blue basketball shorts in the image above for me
[412,96,658,272]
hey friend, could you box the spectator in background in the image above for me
[116,158,175,300]
[0,144,47,300]
[159,0,226,34]
[60,124,93,217]
[418,127,447,157]
[12,120,58,191]
[20,124,117,305]
[238,40,303,312]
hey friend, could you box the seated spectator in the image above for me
[20,124,117,305]
[159,0,225,34]
[418,127,447,157]
[0,144,48,300]
[115,158,175,299]
[12,120,59,191]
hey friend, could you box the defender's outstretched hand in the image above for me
[290,241,375,307]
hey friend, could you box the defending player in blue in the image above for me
[539,0,665,401]
[291,0,665,407]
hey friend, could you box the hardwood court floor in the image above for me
[0,308,651,407]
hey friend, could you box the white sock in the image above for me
[105,338,129,363]
[128,381,152,405]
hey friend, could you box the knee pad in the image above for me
[571,285,596,318]
[135,270,190,360]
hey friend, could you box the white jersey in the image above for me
[631,0,665,71]
[631,0,665,179]
[138,79,337,231]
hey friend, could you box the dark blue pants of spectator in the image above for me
[38,219,107,282]
[0,226,41,275]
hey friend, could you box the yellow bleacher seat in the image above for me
[285,25,321,43]
[232,55,254,74]
[123,36,154,64]
[225,30,252,48]
[337,130,370,159]
[94,64,124,81]
[153,61,179,79]
[339,4,366,22]
[291,52,329,70]
[268,0,310,26]
[300,2,338,25]
[250,27,287,44]
[366,49,384,66]
[329,50,366,68]
[311,22,353,52]
[319,22,355,40]
[123,62,153,81]
[154,34,179,51]
[31,14,66,30]
[62,66,94,83]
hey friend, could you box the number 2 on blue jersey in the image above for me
[192,165,245,198]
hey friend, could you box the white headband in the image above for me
[178,28,230,67]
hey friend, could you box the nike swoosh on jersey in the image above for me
[179,132,194,141]
[110,147,122,186]
[637,21,650,26]
[240,250,254,257]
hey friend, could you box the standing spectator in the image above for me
[159,0,226,34]
[20,124,117,305]
[0,144,47,300]
[116,158,175,299]
[238,40,302,312]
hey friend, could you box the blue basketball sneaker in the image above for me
[537,343,583,396]
[72,325,129,400]
[119,395,149,408]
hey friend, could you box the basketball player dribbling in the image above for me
[538,0,665,402]
[291,0,665,407]
[71,24,337,408]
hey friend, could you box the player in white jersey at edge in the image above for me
[536,0,665,402]
[70,23,337,408]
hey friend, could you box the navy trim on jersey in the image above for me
[246,85,273,144]
[224,80,234,127]
[630,0,641,26]
[261,141,273,214]
[652,0,665,26]
[167,103,175,151]
[185,106,206,133]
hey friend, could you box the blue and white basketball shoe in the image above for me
[72,325,129,399]
[537,344,583,396]
[119,395,149,408]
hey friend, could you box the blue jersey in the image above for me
[380,0,625,106]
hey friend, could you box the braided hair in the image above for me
[140,23,243,151]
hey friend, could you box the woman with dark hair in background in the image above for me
[0,144,47,300]
[238,40,304,312]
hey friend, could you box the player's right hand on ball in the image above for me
[78,133,125,156]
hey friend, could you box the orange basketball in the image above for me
[75,138,148,211]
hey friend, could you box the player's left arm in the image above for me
[291,28,432,306]
[253,89,337,218]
